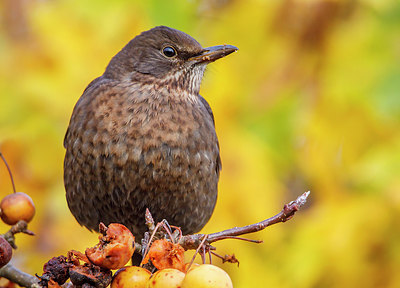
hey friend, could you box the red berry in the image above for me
[0,236,12,268]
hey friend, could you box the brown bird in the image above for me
[63,26,237,239]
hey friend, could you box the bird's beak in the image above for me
[188,45,238,64]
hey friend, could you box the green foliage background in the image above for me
[1,0,400,287]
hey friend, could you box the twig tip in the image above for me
[297,191,310,207]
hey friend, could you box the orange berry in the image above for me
[0,192,35,225]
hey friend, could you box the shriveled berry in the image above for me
[143,239,185,272]
[69,264,112,288]
[86,223,134,270]
[0,192,35,225]
[111,266,151,288]
[37,255,73,287]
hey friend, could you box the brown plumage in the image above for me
[63,26,237,238]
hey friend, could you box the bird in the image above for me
[63,26,238,239]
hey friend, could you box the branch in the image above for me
[179,191,310,249]
[0,221,38,287]
[0,263,40,288]
[2,220,35,249]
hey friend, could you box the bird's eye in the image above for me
[162,46,177,58]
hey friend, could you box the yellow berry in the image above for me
[111,266,151,288]
[146,268,185,288]
[184,262,200,273]
[181,264,233,288]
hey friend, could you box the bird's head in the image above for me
[104,26,238,94]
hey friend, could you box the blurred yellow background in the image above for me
[1,0,400,287]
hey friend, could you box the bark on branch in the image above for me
[179,191,310,249]
[0,263,40,288]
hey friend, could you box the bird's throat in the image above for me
[160,65,206,96]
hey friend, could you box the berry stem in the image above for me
[0,152,17,193]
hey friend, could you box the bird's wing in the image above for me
[199,95,222,176]
[63,77,103,149]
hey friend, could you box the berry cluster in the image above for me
[113,263,232,288]
[37,223,232,288]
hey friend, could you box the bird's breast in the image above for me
[76,84,218,183]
